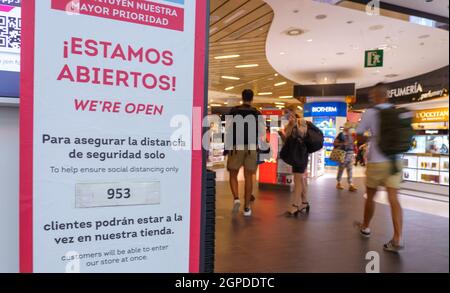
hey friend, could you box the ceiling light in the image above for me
[225,86,235,91]
[369,25,384,31]
[286,29,304,36]
[210,104,222,107]
[418,34,430,39]
[297,106,303,110]
[235,64,259,68]
[275,102,285,105]
[223,102,229,105]
[280,52,286,55]
[378,44,397,50]
[307,39,313,42]
[275,81,287,87]
[274,73,279,77]
[279,96,293,99]
[214,54,240,60]
[221,76,240,80]
[223,10,246,24]
[240,101,243,105]
[258,92,272,96]
[210,15,220,22]
[385,74,399,78]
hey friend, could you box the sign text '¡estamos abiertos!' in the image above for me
[57,37,177,92]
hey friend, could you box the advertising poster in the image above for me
[313,117,337,166]
[408,136,426,154]
[20,0,207,273]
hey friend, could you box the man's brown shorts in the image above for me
[227,150,258,172]
[366,161,403,189]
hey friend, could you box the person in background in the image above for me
[355,143,367,167]
[225,89,266,217]
[279,109,310,216]
[355,83,404,253]
[334,123,358,192]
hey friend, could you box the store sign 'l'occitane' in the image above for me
[414,108,449,123]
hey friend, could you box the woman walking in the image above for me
[279,109,310,216]
[334,123,358,192]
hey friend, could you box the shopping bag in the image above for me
[330,148,346,164]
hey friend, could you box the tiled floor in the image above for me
[214,171,449,273]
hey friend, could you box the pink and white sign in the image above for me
[20,0,207,273]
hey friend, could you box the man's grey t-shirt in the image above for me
[356,103,393,163]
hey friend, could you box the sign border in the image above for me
[19,0,207,273]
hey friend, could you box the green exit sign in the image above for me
[365,49,384,68]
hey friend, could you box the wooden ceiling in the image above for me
[208,0,298,106]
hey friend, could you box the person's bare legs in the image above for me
[229,169,239,200]
[288,173,304,213]
[387,187,403,244]
[362,187,377,229]
[244,170,255,209]
[301,173,308,204]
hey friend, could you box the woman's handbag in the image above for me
[280,127,308,167]
[330,148,346,164]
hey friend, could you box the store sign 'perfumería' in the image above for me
[20,0,207,273]
[388,82,448,101]
[414,108,449,124]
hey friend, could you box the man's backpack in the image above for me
[304,121,324,154]
[376,106,415,156]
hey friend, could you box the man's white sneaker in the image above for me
[354,221,371,238]
[232,199,241,214]
[243,208,252,217]
[383,240,405,253]
[360,227,371,238]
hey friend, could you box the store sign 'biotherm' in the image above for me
[304,102,347,117]
[20,0,207,273]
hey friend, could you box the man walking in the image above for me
[225,89,265,217]
[355,83,404,252]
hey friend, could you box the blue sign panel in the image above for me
[304,102,347,118]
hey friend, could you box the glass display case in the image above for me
[308,149,325,178]
[206,121,226,168]
[402,153,449,186]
